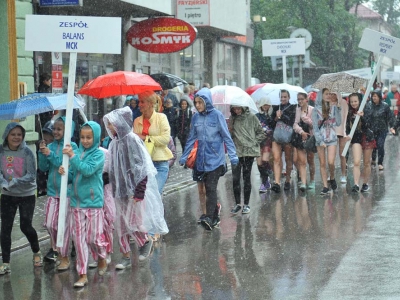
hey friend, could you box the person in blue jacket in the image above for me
[179,88,238,231]
[60,121,107,287]
[38,117,78,270]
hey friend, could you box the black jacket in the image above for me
[366,100,395,133]
[271,103,297,128]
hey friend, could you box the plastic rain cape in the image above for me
[103,107,168,236]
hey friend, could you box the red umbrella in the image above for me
[78,71,162,98]
[245,83,268,95]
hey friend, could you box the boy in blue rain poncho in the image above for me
[103,107,168,270]
[179,88,238,231]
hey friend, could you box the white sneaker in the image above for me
[88,260,98,268]
[340,176,347,183]
[106,254,111,264]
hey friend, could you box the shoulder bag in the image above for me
[144,135,155,157]
[304,118,325,153]
[273,105,294,144]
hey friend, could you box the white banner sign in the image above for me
[176,0,210,26]
[262,38,305,57]
[381,71,400,80]
[359,28,400,61]
[25,15,121,54]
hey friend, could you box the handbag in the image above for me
[273,121,293,144]
[186,140,198,169]
[304,118,326,153]
[273,104,294,144]
[144,135,155,157]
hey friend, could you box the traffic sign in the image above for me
[262,38,305,57]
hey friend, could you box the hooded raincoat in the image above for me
[0,123,36,196]
[103,107,168,236]
[38,117,78,197]
[229,107,265,157]
[311,91,342,146]
[179,88,238,170]
[69,121,104,208]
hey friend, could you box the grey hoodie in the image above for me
[311,91,342,146]
[0,122,36,196]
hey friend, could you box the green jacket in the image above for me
[229,108,265,157]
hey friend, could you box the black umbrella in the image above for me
[150,73,188,90]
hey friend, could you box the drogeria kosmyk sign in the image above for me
[126,17,197,53]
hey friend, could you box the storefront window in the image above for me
[180,39,205,86]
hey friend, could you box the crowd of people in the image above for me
[1,79,399,289]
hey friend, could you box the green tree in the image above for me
[371,0,400,36]
[251,0,368,84]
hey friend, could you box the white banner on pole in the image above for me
[262,38,305,57]
[381,71,400,81]
[25,15,121,54]
[25,14,121,247]
[359,28,400,61]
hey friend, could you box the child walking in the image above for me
[38,117,78,270]
[103,107,168,269]
[0,123,43,275]
[60,121,108,287]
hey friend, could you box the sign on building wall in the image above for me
[51,52,63,93]
[25,15,121,54]
[39,0,82,6]
[126,17,197,53]
[176,0,210,26]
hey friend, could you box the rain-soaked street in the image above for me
[1,135,400,300]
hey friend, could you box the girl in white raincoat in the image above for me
[103,107,168,268]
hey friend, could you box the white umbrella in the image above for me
[210,85,259,118]
[251,83,306,106]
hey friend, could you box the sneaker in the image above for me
[212,216,221,227]
[307,181,315,190]
[115,257,131,270]
[378,164,384,170]
[0,263,11,275]
[230,204,242,215]
[44,249,58,263]
[352,185,360,193]
[330,179,338,191]
[139,239,153,261]
[197,214,206,224]
[264,178,271,190]
[320,187,329,195]
[271,183,281,193]
[299,184,306,192]
[242,205,251,214]
[361,183,370,193]
[284,181,290,190]
[259,183,268,193]
[201,216,213,231]
[340,176,347,183]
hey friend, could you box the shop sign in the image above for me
[126,17,197,53]
[39,0,81,6]
[176,0,210,26]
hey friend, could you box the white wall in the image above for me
[121,0,172,15]
[209,0,247,35]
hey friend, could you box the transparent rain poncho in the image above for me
[103,107,169,236]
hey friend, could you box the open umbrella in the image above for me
[210,85,259,118]
[245,83,268,95]
[150,73,187,90]
[312,72,367,93]
[78,71,162,99]
[0,93,85,120]
[251,83,305,105]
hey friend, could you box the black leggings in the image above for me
[203,165,224,219]
[1,194,40,263]
[232,157,255,205]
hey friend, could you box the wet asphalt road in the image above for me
[1,135,400,299]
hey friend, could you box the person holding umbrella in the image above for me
[270,90,297,193]
[229,105,265,214]
[311,88,342,195]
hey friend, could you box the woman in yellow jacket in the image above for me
[133,91,173,195]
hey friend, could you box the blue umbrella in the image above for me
[0,93,85,120]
